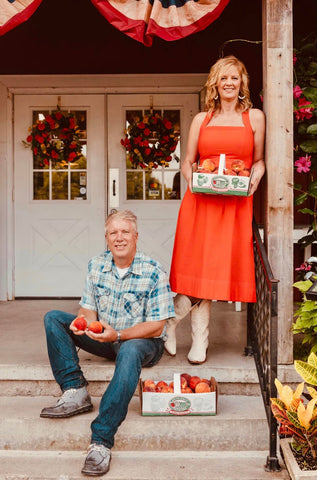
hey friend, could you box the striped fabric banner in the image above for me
[0,0,43,35]
[90,0,230,46]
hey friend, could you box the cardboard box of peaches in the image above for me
[139,372,218,416]
[192,153,253,196]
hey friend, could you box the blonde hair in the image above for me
[105,210,138,235]
[204,55,253,113]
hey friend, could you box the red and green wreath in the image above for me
[121,114,180,169]
[24,110,83,166]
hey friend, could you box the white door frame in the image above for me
[0,73,207,300]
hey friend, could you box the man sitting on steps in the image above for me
[40,209,175,476]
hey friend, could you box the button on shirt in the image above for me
[79,250,175,338]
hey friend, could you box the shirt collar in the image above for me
[102,250,143,276]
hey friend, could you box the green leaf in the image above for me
[300,140,317,154]
[295,193,308,205]
[294,359,317,385]
[307,124,317,135]
[293,280,313,293]
[309,181,317,197]
[298,208,316,215]
[286,410,302,429]
[308,352,317,368]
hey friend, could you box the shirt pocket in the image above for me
[95,286,111,312]
[122,292,146,318]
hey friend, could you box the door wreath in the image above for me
[121,113,180,169]
[24,110,83,166]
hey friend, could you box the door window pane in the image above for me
[123,108,181,200]
[33,172,49,200]
[32,109,87,200]
[145,171,162,200]
[127,171,143,200]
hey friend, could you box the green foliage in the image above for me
[295,353,317,386]
[293,33,317,246]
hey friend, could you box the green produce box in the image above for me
[192,154,252,197]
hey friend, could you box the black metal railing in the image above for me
[246,219,280,472]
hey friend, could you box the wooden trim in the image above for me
[262,0,293,364]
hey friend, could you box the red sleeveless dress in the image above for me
[169,110,256,302]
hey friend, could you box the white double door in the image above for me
[14,93,198,296]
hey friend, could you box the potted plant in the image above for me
[270,352,317,478]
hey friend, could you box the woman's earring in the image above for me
[238,93,245,100]
[214,95,219,100]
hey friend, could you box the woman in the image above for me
[166,55,265,364]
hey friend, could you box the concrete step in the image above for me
[1,395,269,452]
[0,299,263,396]
[0,449,290,480]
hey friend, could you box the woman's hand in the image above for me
[249,160,265,196]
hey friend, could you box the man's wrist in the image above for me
[113,331,121,344]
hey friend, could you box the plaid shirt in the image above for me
[79,250,175,338]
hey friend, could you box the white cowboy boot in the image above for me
[164,294,192,356]
[187,299,211,364]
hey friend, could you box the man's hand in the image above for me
[70,316,88,336]
[85,320,118,343]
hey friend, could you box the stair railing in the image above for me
[245,219,280,472]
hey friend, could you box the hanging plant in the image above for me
[121,113,180,169]
[23,110,83,166]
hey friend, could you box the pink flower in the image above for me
[293,54,297,65]
[294,155,311,173]
[295,262,311,272]
[295,98,314,121]
[293,85,303,99]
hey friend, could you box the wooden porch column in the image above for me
[262,0,293,364]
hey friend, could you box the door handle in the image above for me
[109,168,119,209]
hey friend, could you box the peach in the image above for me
[160,386,171,393]
[156,381,168,389]
[189,376,201,391]
[143,385,156,392]
[143,379,156,390]
[180,376,188,389]
[201,378,211,386]
[239,169,251,177]
[201,158,216,172]
[88,321,103,334]
[224,169,237,176]
[231,160,245,173]
[195,382,211,393]
[181,387,194,394]
[181,373,191,384]
[73,316,87,331]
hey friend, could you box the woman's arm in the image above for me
[181,112,206,190]
[249,108,266,196]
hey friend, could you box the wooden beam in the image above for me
[262,0,293,364]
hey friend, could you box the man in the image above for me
[40,210,175,476]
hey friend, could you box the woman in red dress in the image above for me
[167,56,266,364]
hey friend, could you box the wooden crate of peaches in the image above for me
[142,373,217,394]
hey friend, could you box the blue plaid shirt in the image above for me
[79,250,175,339]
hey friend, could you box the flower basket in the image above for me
[24,110,83,166]
[121,113,180,170]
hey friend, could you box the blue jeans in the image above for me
[44,310,164,449]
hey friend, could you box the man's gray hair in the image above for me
[105,210,138,235]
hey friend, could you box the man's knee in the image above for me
[44,310,72,332]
